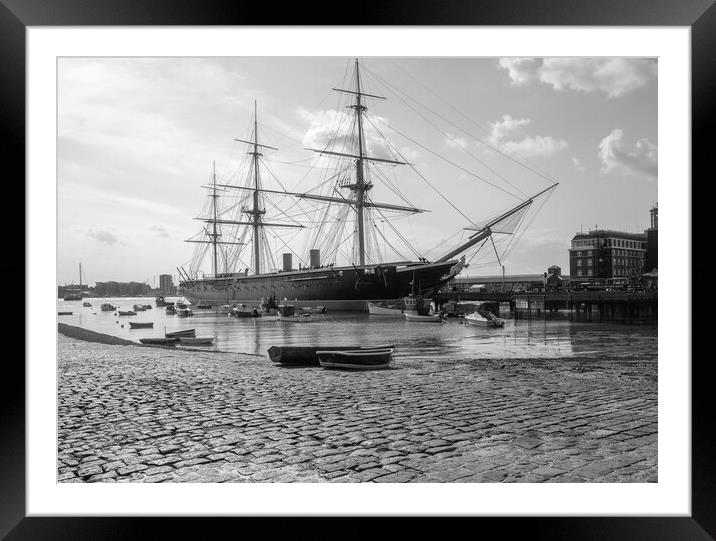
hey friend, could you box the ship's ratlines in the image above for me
[178,59,558,311]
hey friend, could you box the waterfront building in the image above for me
[645,203,658,273]
[449,265,569,294]
[159,274,174,294]
[569,229,647,283]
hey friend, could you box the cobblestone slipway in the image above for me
[57,334,657,483]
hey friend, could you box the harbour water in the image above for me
[57,297,657,362]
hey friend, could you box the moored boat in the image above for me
[317,348,394,370]
[128,321,154,329]
[165,329,196,338]
[276,305,312,322]
[229,304,261,318]
[176,308,193,317]
[100,303,116,311]
[139,337,179,345]
[117,310,137,316]
[367,301,403,315]
[404,312,445,323]
[267,344,396,365]
[133,304,147,311]
[301,305,327,314]
[83,302,92,307]
[178,336,215,345]
[58,311,72,316]
[464,311,505,328]
[166,305,177,314]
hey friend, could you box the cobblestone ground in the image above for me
[57,334,657,483]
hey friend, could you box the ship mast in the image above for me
[249,101,265,274]
[353,60,368,266]
[211,160,219,276]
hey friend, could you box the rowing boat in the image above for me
[267,344,395,365]
[128,321,154,329]
[317,348,393,370]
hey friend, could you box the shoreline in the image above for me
[57,328,657,483]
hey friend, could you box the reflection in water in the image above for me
[57,297,657,362]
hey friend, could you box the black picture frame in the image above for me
[6,0,708,538]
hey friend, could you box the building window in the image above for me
[587,258,592,266]
[587,269,593,276]
[577,260,582,267]
[577,269,582,277]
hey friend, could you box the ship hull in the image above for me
[179,260,463,311]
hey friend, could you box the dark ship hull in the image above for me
[179,259,462,311]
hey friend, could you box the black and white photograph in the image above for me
[54,54,660,486]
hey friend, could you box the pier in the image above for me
[445,290,658,322]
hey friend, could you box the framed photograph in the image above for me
[9,0,710,537]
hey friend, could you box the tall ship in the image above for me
[178,60,558,310]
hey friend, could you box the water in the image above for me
[57,297,657,361]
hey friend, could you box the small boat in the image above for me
[404,312,445,323]
[301,305,327,314]
[229,304,261,318]
[58,311,72,315]
[176,308,193,317]
[178,336,215,345]
[276,305,313,323]
[165,328,196,338]
[367,301,403,315]
[276,305,312,322]
[317,348,394,370]
[464,311,505,328]
[133,304,147,311]
[117,310,137,316]
[267,344,396,365]
[175,301,189,310]
[155,295,167,307]
[100,303,116,311]
[139,337,178,345]
[128,321,154,329]
[196,304,213,309]
[165,305,177,314]
[142,304,153,310]
[217,304,232,314]
[82,302,92,307]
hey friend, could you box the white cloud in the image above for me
[151,225,170,238]
[445,133,469,149]
[86,228,119,246]
[497,58,656,98]
[598,129,657,179]
[487,115,567,158]
[572,156,585,172]
[497,58,538,86]
[299,108,405,163]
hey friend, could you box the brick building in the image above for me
[569,229,647,282]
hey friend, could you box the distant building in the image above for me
[645,203,658,273]
[159,274,174,294]
[569,229,647,283]
[449,265,569,294]
[94,281,151,297]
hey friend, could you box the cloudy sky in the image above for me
[57,57,657,286]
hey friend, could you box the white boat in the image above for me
[276,305,313,322]
[176,308,194,317]
[404,312,445,323]
[464,311,505,328]
[367,301,403,316]
[317,348,393,370]
[301,305,327,314]
[178,336,215,345]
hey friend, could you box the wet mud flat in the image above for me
[57,332,657,483]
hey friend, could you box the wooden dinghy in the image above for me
[267,344,395,366]
[317,348,394,370]
[128,321,154,329]
[117,310,137,316]
[165,328,196,338]
[57,311,73,315]
[178,336,215,345]
[139,337,178,346]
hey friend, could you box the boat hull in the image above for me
[128,322,154,329]
[267,344,395,365]
[317,349,393,370]
[179,260,463,312]
[404,313,445,322]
